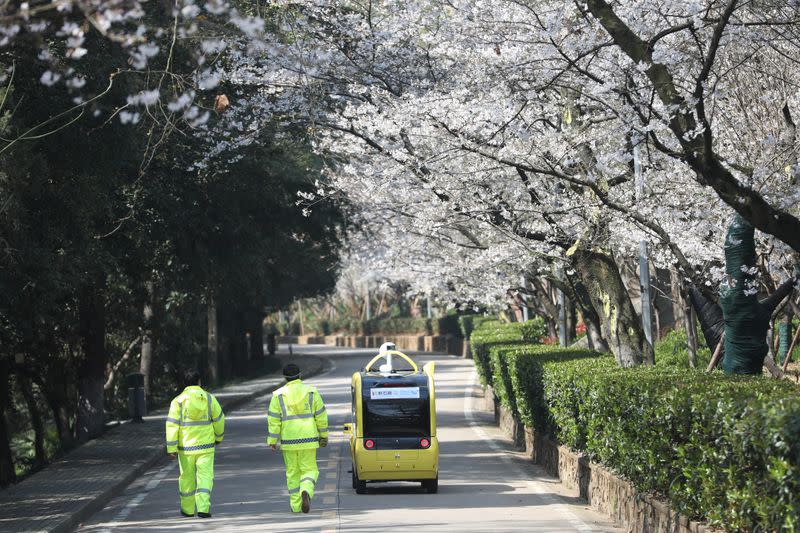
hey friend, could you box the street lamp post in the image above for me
[520,275,529,322]
[634,141,654,353]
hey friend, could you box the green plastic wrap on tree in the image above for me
[719,215,771,374]
[776,319,792,365]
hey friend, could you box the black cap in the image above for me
[283,363,301,381]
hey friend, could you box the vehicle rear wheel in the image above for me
[422,477,438,494]
[354,469,367,494]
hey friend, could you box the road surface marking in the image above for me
[323,483,337,491]
[321,510,336,519]
[95,462,175,532]
[322,495,336,504]
[463,369,593,532]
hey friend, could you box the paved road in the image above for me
[76,346,621,532]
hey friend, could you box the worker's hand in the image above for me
[319,437,328,448]
[270,444,278,452]
[169,453,177,460]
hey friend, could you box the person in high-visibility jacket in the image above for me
[267,363,329,513]
[165,369,225,518]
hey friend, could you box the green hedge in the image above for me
[279,316,465,337]
[469,317,547,387]
[482,343,800,530]
[365,317,429,335]
[458,314,495,338]
[654,328,712,369]
[432,314,462,336]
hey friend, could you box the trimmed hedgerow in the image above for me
[458,314,495,339]
[654,328,712,369]
[488,343,800,530]
[469,318,547,387]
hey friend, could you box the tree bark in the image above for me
[564,271,611,353]
[250,311,265,361]
[76,283,107,443]
[18,374,46,466]
[567,298,577,344]
[0,359,16,486]
[570,248,650,366]
[40,361,75,450]
[207,296,219,387]
[532,278,559,338]
[139,281,155,401]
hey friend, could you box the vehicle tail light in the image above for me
[420,438,430,449]
[364,439,375,449]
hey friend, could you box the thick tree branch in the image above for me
[584,0,800,251]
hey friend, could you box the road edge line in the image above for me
[462,367,594,532]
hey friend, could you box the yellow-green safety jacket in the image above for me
[267,380,328,450]
[166,386,225,455]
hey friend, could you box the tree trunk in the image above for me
[40,361,75,450]
[139,281,155,401]
[76,283,107,443]
[567,298,577,344]
[532,278,559,338]
[250,311,264,360]
[565,272,611,353]
[570,248,650,366]
[719,216,795,374]
[0,359,16,486]
[18,374,46,466]
[207,297,219,387]
[297,300,305,335]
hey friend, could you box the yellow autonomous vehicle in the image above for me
[344,345,438,494]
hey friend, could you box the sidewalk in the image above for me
[0,354,326,533]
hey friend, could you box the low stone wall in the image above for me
[277,334,465,355]
[484,386,713,533]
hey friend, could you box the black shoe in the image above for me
[180,511,194,518]
[301,491,310,514]
[198,512,212,518]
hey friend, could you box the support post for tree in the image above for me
[707,333,726,372]
[427,295,432,320]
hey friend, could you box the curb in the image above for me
[49,354,327,533]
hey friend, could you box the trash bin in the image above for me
[127,373,146,423]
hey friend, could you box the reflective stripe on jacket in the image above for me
[166,386,225,455]
[267,380,328,450]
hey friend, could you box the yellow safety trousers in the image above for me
[178,452,214,514]
[283,449,318,513]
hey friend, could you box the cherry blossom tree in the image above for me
[251,0,799,366]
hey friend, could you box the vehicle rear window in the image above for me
[363,387,429,437]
